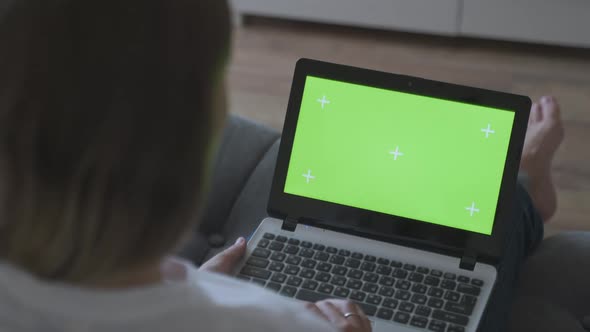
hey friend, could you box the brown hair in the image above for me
[0,0,231,282]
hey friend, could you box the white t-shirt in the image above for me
[0,259,336,332]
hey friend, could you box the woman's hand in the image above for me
[200,237,247,275]
[305,299,372,332]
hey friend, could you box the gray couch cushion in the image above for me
[205,140,280,260]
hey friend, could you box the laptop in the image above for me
[233,59,531,332]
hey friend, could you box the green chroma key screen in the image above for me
[284,76,516,235]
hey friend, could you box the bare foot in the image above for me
[520,96,564,223]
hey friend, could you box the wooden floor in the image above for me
[228,18,590,236]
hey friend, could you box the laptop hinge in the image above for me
[281,216,298,232]
[460,250,477,271]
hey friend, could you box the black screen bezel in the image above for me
[268,59,531,264]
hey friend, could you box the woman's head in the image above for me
[0,0,231,282]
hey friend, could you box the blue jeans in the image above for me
[479,183,544,331]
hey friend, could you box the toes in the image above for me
[530,102,542,123]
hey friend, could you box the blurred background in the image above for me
[227,1,590,236]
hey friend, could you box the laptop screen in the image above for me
[284,76,516,235]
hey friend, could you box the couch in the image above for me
[180,114,590,332]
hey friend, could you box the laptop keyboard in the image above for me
[237,232,485,332]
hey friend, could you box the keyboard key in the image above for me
[417,266,430,274]
[445,302,474,316]
[366,294,382,305]
[457,284,481,296]
[252,248,271,259]
[362,283,378,294]
[271,272,287,283]
[246,257,269,268]
[332,265,348,276]
[376,308,394,320]
[329,255,345,265]
[411,283,428,294]
[461,295,477,307]
[346,279,362,290]
[392,269,408,279]
[345,258,361,269]
[441,280,457,290]
[445,291,461,302]
[315,251,329,262]
[284,245,299,255]
[444,272,457,280]
[296,289,326,302]
[390,260,403,268]
[330,275,347,287]
[285,255,302,265]
[428,320,447,332]
[352,252,364,260]
[399,301,415,313]
[364,255,376,262]
[411,294,427,305]
[288,238,300,245]
[355,302,377,316]
[403,264,416,271]
[280,285,297,297]
[379,276,395,287]
[383,298,398,309]
[240,266,271,280]
[376,265,392,276]
[471,279,484,287]
[299,248,314,258]
[458,275,470,283]
[317,262,332,272]
[448,325,465,332]
[424,276,440,286]
[350,290,366,302]
[409,272,424,283]
[432,310,469,326]
[318,283,334,294]
[266,282,281,292]
[377,257,390,265]
[427,297,444,309]
[301,241,313,248]
[410,316,428,328]
[301,259,316,269]
[326,247,338,254]
[396,280,411,290]
[428,287,444,298]
[315,272,331,283]
[263,233,275,240]
[302,279,318,290]
[276,235,288,243]
[269,241,284,251]
[363,272,379,283]
[338,249,351,257]
[251,278,266,286]
[378,286,394,297]
[334,287,350,298]
[257,239,269,248]
[270,252,286,262]
[284,265,300,275]
[361,262,376,272]
[286,276,302,287]
[393,312,410,324]
[347,269,363,280]
[269,262,284,272]
[299,268,315,279]
[313,243,325,251]
[415,305,432,317]
[431,269,443,277]
[395,290,411,301]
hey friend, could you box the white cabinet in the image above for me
[461,0,590,48]
[233,0,462,35]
